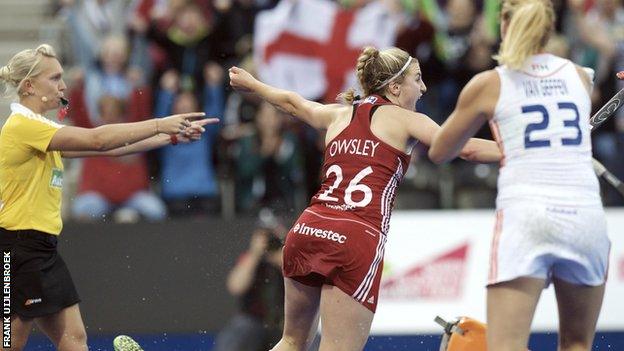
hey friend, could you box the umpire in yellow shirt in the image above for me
[0,44,216,350]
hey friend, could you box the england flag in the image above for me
[254,0,401,102]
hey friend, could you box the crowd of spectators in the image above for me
[52,0,624,222]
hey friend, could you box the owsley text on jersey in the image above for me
[328,138,380,158]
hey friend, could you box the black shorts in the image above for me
[0,228,80,319]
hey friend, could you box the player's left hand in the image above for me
[617,71,624,80]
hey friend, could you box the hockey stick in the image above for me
[588,87,624,196]
[592,158,624,197]
[589,87,624,130]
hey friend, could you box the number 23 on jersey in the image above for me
[522,101,582,149]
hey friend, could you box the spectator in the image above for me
[434,0,483,122]
[147,1,232,91]
[63,34,152,130]
[72,95,167,222]
[213,219,285,351]
[212,0,279,59]
[83,35,144,123]
[233,101,304,214]
[154,65,224,215]
[566,0,617,100]
[127,0,214,79]
[394,3,440,127]
[567,0,624,205]
[60,0,128,67]
[129,0,213,30]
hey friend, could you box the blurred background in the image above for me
[0,0,623,349]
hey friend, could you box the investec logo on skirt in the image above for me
[293,223,347,244]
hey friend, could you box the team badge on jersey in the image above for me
[50,168,63,189]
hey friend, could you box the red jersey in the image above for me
[309,95,411,234]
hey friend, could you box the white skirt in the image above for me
[488,201,610,287]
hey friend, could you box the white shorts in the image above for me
[488,202,610,287]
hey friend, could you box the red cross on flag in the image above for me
[254,0,401,102]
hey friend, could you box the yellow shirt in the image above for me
[0,103,64,235]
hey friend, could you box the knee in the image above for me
[58,328,88,351]
[70,327,88,345]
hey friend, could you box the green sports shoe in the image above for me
[113,335,144,351]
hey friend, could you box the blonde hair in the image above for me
[0,44,57,99]
[339,46,414,104]
[494,0,555,70]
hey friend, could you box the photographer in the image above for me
[214,222,284,351]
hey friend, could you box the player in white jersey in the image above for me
[429,1,610,351]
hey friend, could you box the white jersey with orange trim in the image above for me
[491,53,600,208]
[487,54,610,287]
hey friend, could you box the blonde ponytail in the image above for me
[338,46,381,104]
[494,0,555,70]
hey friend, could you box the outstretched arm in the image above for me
[229,66,340,130]
[61,118,217,158]
[62,133,173,158]
[428,70,500,164]
[48,112,207,152]
[401,107,500,164]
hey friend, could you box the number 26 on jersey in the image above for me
[317,165,373,207]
